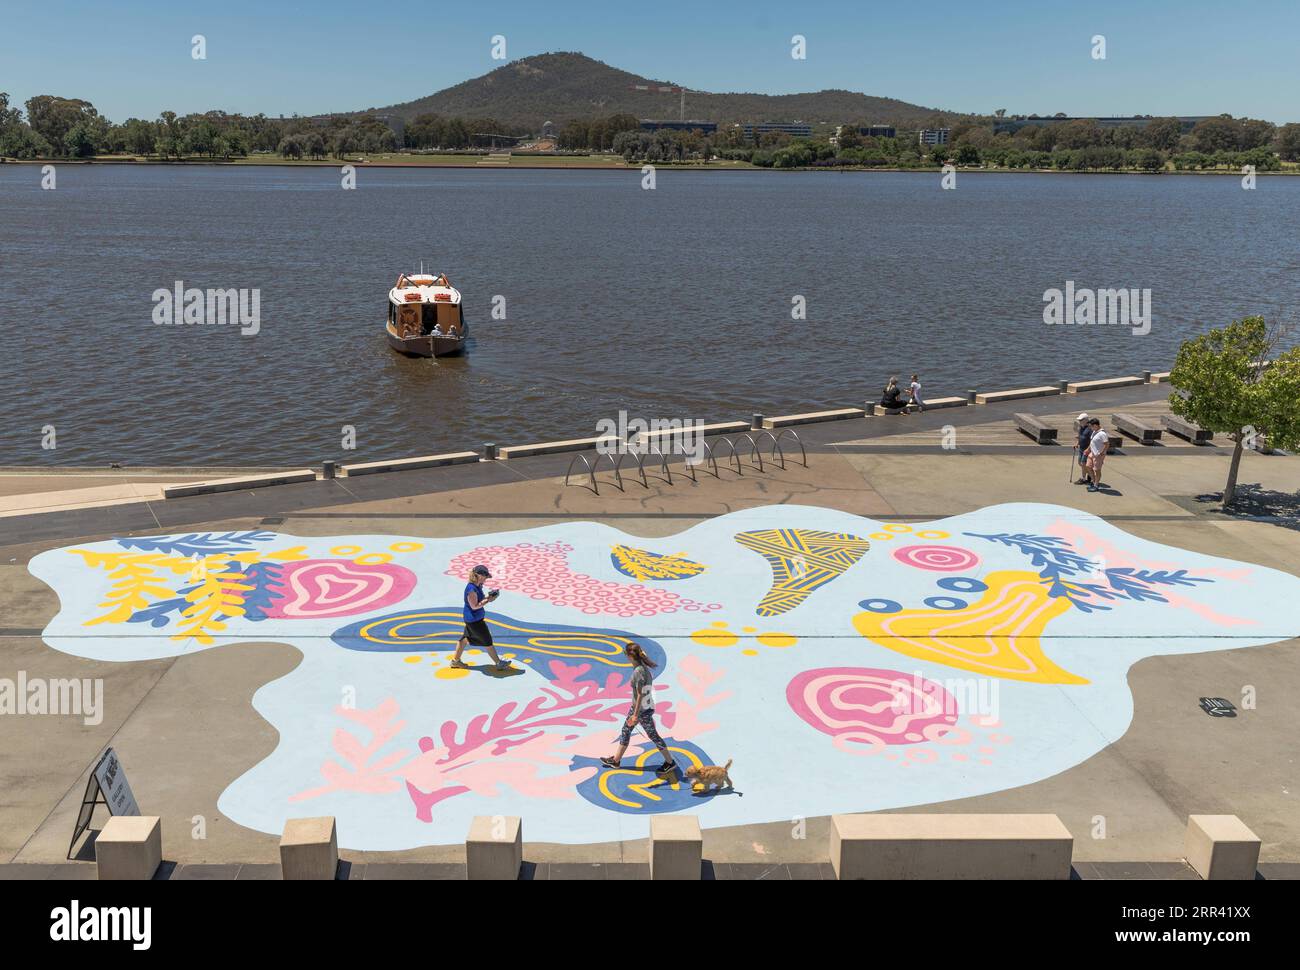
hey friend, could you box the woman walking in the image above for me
[600,642,678,776]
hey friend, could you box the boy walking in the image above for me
[1075,413,1093,484]
[1086,419,1109,492]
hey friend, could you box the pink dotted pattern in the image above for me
[445,541,719,617]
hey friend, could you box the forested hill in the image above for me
[348,52,966,128]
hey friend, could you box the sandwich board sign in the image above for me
[67,747,141,858]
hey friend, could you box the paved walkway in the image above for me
[2,382,1297,874]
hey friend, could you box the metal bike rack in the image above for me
[710,436,742,475]
[564,453,600,495]
[637,445,672,486]
[752,430,787,470]
[772,428,807,467]
[598,451,626,492]
[734,433,765,473]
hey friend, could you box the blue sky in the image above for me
[3,0,1297,123]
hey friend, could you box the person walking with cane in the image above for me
[600,642,678,776]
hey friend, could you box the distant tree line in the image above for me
[0,93,529,160]
[3,95,1298,173]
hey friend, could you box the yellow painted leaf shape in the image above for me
[852,569,1085,684]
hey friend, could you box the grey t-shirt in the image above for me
[630,664,654,713]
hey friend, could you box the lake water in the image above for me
[1,164,1296,466]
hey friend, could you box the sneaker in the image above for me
[1087,485,1098,492]
[449,659,469,669]
[655,761,678,775]
[495,660,513,670]
[599,756,621,770]
[1074,478,1089,485]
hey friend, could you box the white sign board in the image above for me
[93,747,140,817]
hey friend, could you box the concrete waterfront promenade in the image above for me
[2,379,1299,879]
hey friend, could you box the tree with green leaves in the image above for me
[1169,316,1300,508]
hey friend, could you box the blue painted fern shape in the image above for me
[116,531,278,557]
[126,586,198,628]
[1067,568,1212,610]
[964,532,1214,613]
[241,561,287,622]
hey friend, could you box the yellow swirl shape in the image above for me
[852,570,1084,684]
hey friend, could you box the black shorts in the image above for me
[463,619,493,647]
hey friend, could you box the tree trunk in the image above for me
[1223,435,1245,508]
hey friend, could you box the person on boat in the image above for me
[879,377,909,413]
[600,642,678,777]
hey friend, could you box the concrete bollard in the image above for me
[280,816,339,880]
[650,815,702,880]
[1184,815,1260,880]
[95,816,162,880]
[321,461,336,480]
[467,815,522,880]
[751,413,764,431]
[1056,380,1067,393]
[482,442,498,461]
[830,813,1073,880]
[966,390,977,405]
[1141,369,1152,383]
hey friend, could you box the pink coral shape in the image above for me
[266,560,416,618]
[445,543,714,615]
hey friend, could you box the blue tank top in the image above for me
[463,582,486,622]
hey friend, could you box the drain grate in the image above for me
[1198,696,1237,717]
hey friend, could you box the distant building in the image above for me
[541,120,555,140]
[918,128,950,145]
[832,124,897,146]
[742,122,813,142]
[993,116,1208,135]
[639,119,719,134]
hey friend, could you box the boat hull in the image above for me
[385,322,467,358]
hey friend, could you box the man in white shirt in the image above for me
[1086,419,1109,492]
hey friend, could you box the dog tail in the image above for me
[723,758,732,771]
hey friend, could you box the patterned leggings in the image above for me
[618,708,668,750]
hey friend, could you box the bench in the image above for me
[1160,414,1213,444]
[830,813,1073,880]
[1066,376,1144,394]
[974,385,1060,405]
[1111,412,1162,445]
[1184,815,1260,880]
[1012,413,1058,444]
[764,408,865,428]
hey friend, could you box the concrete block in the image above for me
[1149,371,1171,383]
[163,469,315,498]
[1185,815,1260,880]
[95,816,162,881]
[830,813,1073,880]
[919,396,969,410]
[280,816,338,880]
[499,437,621,460]
[1066,376,1144,394]
[650,815,702,880]
[764,408,866,428]
[340,452,479,476]
[467,815,522,880]
[974,386,1061,405]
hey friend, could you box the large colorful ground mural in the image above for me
[28,503,1300,849]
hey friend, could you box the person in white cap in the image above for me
[451,565,512,670]
[1074,413,1093,484]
